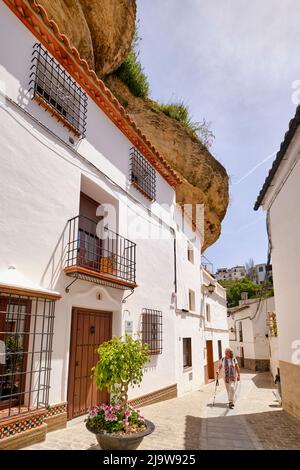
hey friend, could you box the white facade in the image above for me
[228,297,275,371]
[256,107,300,419]
[0,1,212,425]
[201,269,229,382]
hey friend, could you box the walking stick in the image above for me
[212,377,219,407]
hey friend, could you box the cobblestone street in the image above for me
[24,372,300,451]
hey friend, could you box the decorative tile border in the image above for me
[0,411,44,440]
[129,384,177,408]
[45,402,67,418]
[0,403,67,440]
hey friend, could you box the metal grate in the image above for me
[141,309,162,355]
[0,293,56,421]
[30,43,88,137]
[66,215,136,285]
[130,147,156,201]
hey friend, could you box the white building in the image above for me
[201,268,229,382]
[215,266,246,282]
[253,263,273,285]
[0,0,225,448]
[254,105,300,420]
[228,296,275,371]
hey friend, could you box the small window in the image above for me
[206,303,211,322]
[188,289,195,311]
[130,147,156,201]
[187,242,194,264]
[141,309,162,354]
[238,322,243,342]
[183,338,192,368]
[30,43,88,137]
[259,266,264,272]
[218,340,222,360]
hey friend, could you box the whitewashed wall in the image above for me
[229,297,275,362]
[0,1,207,407]
[202,269,229,375]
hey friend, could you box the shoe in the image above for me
[229,402,234,409]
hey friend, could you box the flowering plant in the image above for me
[86,403,146,434]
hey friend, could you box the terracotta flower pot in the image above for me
[86,420,155,450]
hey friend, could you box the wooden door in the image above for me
[240,347,245,368]
[67,308,112,419]
[206,340,215,380]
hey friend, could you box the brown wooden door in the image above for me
[67,308,112,419]
[240,347,245,368]
[206,340,215,380]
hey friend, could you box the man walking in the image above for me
[216,347,240,409]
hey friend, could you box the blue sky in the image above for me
[136,0,299,272]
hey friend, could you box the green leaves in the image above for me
[93,335,149,407]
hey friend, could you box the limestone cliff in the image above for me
[36,0,136,76]
[35,0,228,250]
[106,75,229,251]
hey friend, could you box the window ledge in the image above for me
[183,366,193,373]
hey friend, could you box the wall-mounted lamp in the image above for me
[207,283,216,295]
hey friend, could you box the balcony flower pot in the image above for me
[86,416,155,450]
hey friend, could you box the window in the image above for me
[187,242,194,264]
[141,309,162,354]
[30,43,88,137]
[188,289,195,311]
[0,293,56,421]
[183,338,192,368]
[130,147,156,201]
[238,321,243,342]
[206,303,211,322]
[259,266,264,272]
[218,340,222,360]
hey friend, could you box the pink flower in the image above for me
[104,413,118,422]
[88,406,100,418]
[124,410,131,417]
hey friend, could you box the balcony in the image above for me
[64,215,137,290]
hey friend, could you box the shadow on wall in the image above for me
[40,222,69,290]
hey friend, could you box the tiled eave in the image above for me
[3,0,182,189]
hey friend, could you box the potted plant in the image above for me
[86,335,155,450]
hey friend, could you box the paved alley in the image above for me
[24,372,300,451]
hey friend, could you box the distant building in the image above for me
[215,263,272,285]
[215,265,246,282]
[254,263,273,285]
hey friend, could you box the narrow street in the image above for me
[25,372,300,451]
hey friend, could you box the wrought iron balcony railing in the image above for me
[65,215,136,288]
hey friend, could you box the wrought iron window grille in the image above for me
[29,43,88,137]
[141,309,162,355]
[0,292,56,421]
[130,147,156,201]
